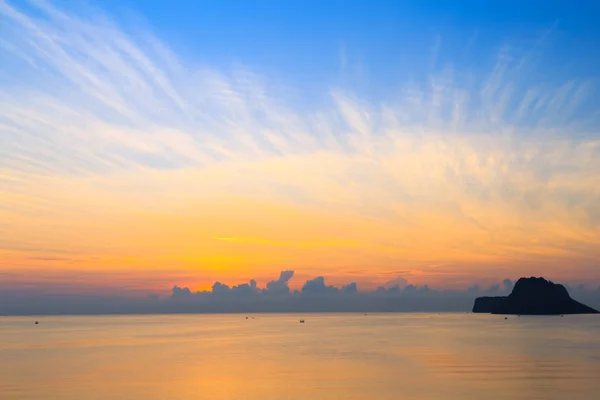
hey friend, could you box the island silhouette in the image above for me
[473,277,599,315]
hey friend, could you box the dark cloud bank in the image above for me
[2,271,600,315]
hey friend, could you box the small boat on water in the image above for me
[299,320,305,323]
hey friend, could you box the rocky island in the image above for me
[473,277,599,315]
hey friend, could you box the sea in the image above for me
[1,313,599,399]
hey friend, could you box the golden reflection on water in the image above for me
[1,313,599,400]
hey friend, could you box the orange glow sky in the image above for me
[1,1,600,295]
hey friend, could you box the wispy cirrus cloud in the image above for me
[0,1,599,291]
[213,237,360,248]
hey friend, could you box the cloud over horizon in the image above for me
[2,269,600,315]
[1,0,600,296]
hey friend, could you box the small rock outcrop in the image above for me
[472,277,599,315]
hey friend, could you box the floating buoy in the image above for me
[504,317,508,320]
[34,321,38,324]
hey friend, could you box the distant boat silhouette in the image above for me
[299,319,305,323]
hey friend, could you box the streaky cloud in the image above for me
[0,1,600,291]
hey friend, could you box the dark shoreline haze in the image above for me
[3,273,600,316]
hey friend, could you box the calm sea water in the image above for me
[1,313,599,399]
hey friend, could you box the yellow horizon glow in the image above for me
[2,137,600,292]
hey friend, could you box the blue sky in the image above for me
[10,0,600,103]
[95,0,600,87]
[1,0,600,294]
[137,0,592,126]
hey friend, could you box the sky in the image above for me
[1,0,600,303]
